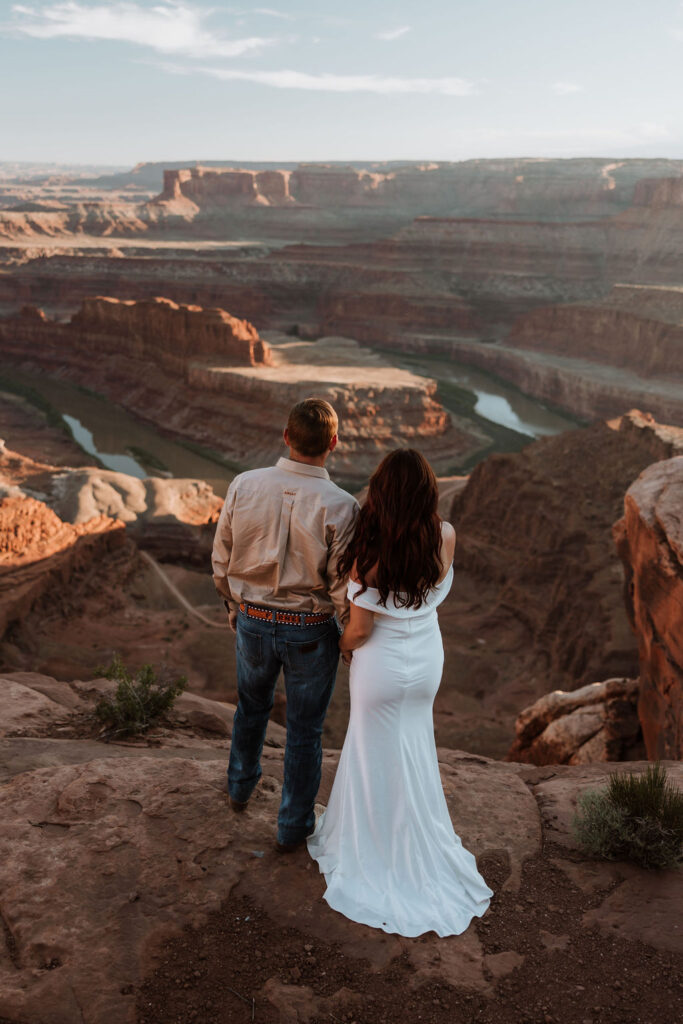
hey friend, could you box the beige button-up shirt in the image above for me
[212,457,360,626]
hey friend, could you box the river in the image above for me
[4,359,582,493]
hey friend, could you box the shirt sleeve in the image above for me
[211,480,238,612]
[325,498,360,627]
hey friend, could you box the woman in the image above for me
[307,449,494,937]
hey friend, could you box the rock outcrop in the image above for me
[448,411,683,705]
[0,493,126,637]
[0,674,680,1024]
[0,302,482,479]
[1,442,223,567]
[507,677,643,765]
[71,295,270,367]
[613,455,683,759]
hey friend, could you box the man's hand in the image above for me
[228,609,238,633]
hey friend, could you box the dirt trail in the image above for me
[139,550,224,629]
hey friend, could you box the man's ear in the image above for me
[329,434,338,452]
[283,428,290,446]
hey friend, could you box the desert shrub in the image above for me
[95,653,186,738]
[570,761,683,870]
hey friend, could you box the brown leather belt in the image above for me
[239,602,334,627]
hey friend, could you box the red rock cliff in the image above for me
[506,287,683,378]
[71,296,270,368]
[613,453,683,759]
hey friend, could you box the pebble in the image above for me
[290,966,302,981]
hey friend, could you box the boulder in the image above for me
[508,677,644,765]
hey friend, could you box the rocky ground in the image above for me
[0,674,680,1024]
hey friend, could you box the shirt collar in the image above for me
[276,456,330,480]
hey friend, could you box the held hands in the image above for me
[339,629,353,666]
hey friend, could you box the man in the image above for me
[212,397,359,852]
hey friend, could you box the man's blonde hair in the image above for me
[286,398,338,456]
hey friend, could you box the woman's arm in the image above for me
[339,599,375,660]
[339,559,375,661]
[438,520,456,581]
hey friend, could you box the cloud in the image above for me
[376,25,411,41]
[252,7,292,17]
[160,62,474,95]
[9,1,275,58]
[552,81,582,95]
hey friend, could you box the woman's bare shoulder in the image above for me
[440,520,456,541]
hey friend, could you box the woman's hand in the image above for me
[340,649,353,667]
[339,601,375,657]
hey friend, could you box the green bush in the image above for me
[570,761,683,870]
[94,654,186,738]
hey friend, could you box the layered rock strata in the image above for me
[613,455,683,759]
[71,295,270,368]
[507,284,683,379]
[0,302,482,478]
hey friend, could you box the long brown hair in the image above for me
[337,448,443,609]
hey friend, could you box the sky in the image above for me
[2,0,683,166]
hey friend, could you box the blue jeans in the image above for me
[228,610,341,844]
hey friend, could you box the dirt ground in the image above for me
[136,842,682,1024]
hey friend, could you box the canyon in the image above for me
[1,157,682,435]
[1,154,682,763]
[0,297,481,480]
[2,317,682,1019]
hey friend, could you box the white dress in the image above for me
[307,565,494,937]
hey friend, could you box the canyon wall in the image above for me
[0,301,474,479]
[449,411,683,702]
[506,287,683,378]
[152,159,683,220]
[71,296,270,370]
[613,455,683,759]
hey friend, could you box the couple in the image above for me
[212,397,493,938]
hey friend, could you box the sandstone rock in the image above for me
[0,494,126,637]
[71,295,270,367]
[613,455,683,758]
[507,284,683,379]
[0,674,678,1024]
[581,867,683,954]
[508,677,643,765]
[449,412,683,704]
[0,309,483,479]
[529,759,683,851]
[47,467,222,565]
[0,675,73,735]
[0,749,511,1024]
